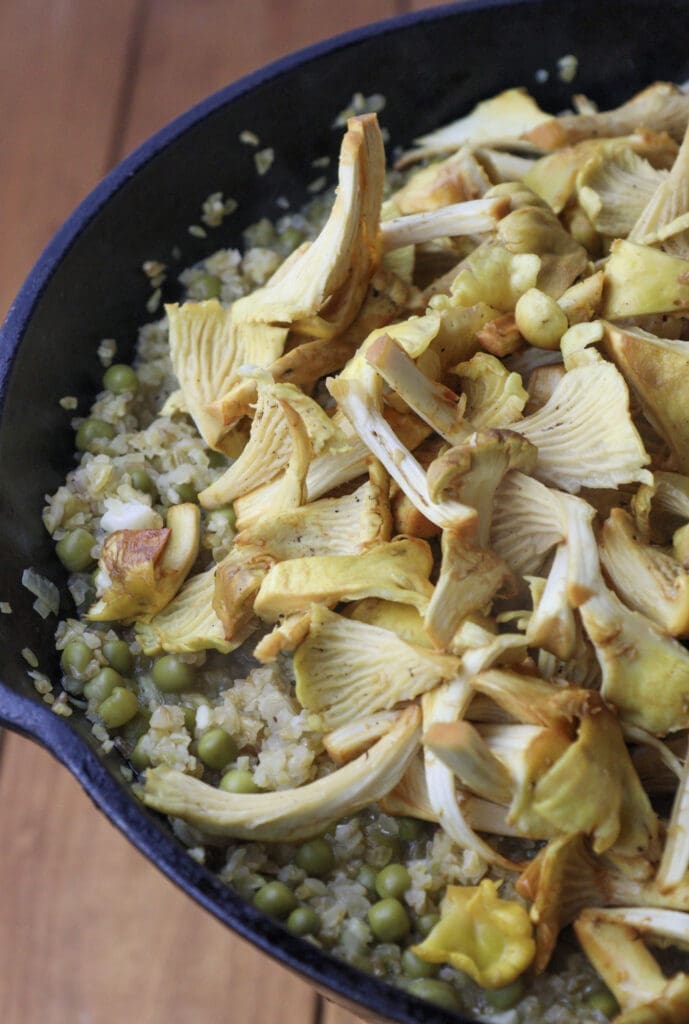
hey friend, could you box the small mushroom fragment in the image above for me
[87,503,200,624]
[143,704,421,841]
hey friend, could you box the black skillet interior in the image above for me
[2,1,689,1021]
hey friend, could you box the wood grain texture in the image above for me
[0,733,318,1024]
[0,0,142,318]
[118,0,398,158]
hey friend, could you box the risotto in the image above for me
[39,80,689,1024]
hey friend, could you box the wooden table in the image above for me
[0,2,440,1022]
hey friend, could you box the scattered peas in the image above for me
[83,667,124,704]
[198,727,237,770]
[407,979,462,1013]
[102,638,134,675]
[401,949,438,980]
[182,705,198,734]
[375,863,411,900]
[60,639,93,677]
[75,417,116,453]
[295,838,335,878]
[219,768,260,794]
[129,469,156,497]
[55,529,95,572]
[585,988,619,1019]
[367,898,411,943]
[103,363,139,394]
[483,977,527,1011]
[253,881,297,919]
[286,906,320,937]
[98,686,139,729]
[151,654,195,693]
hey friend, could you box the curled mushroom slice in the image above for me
[577,147,667,238]
[143,704,421,841]
[87,503,200,624]
[630,123,689,258]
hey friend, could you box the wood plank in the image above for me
[0,0,142,318]
[118,0,397,158]
[0,733,318,1024]
[322,997,367,1024]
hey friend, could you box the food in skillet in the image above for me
[41,80,689,1023]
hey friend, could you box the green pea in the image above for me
[246,218,276,247]
[129,469,156,497]
[55,529,95,572]
[98,686,139,729]
[295,838,335,878]
[174,482,197,504]
[198,727,237,770]
[417,913,440,937]
[585,988,619,1019]
[83,667,124,704]
[60,639,94,677]
[367,898,411,943]
[197,273,221,299]
[286,906,320,937]
[103,363,139,394]
[219,768,260,794]
[357,864,378,894]
[483,977,526,1011]
[130,735,151,771]
[102,638,134,675]
[408,979,462,1013]
[375,863,411,900]
[182,705,198,734]
[75,418,116,453]
[206,448,227,469]
[151,654,195,693]
[253,881,297,919]
[397,818,426,842]
[401,950,438,980]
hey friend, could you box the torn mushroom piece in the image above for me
[253,537,434,622]
[87,503,200,624]
[410,879,536,989]
[135,563,240,656]
[574,907,689,1024]
[601,240,689,320]
[293,604,461,730]
[523,81,689,150]
[403,87,551,164]
[199,376,346,510]
[142,704,421,841]
[468,671,659,861]
[599,508,689,636]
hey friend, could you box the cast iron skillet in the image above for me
[2,1,689,1020]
